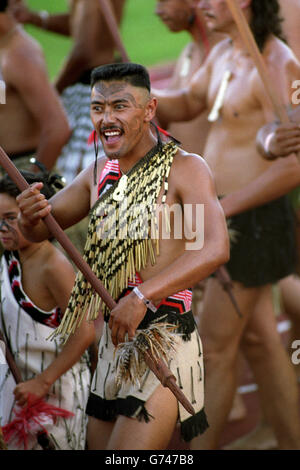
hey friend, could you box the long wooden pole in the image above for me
[0,146,195,417]
[98,0,130,62]
[225,0,300,162]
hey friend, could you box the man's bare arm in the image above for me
[55,0,126,93]
[6,42,71,170]
[11,3,70,36]
[140,154,229,300]
[221,154,300,218]
[153,61,210,125]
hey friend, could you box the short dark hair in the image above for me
[91,63,151,92]
[0,0,9,12]
[250,0,285,51]
[0,169,64,200]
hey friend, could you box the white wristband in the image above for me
[132,287,157,313]
[39,10,50,29]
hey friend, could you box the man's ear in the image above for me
[144,96,157,122]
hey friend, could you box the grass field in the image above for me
[26,0,190,79]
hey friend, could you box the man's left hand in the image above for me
[108,292,147,346]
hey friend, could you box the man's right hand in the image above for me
[267,122,300,158]
[16,182,52,228]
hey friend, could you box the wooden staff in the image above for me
[0,146,195,417]
[215,266,243,318]
[225,0,300,162]
[98,0,130,62]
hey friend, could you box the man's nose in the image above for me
[102,109,117,124]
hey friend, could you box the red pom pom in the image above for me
[3,394,74,450]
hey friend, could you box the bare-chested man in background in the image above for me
[154,0,300,450]
[12,0,126,184]
[12,0,126,255]
[155,0,223,156]
[0,0,70,171]
[155,0,248,425]
[279,0,300,61]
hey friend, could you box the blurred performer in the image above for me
[279,0,300,61]
[0,168,93,450]
[12,0,126,183]
[0,0,70,171]
[155,0,224,155]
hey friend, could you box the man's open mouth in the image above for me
[102,128,123,144]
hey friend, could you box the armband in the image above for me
[264,131,277,160]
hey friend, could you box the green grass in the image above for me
[25,0,189,79]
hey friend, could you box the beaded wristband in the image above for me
[132,287,157,313]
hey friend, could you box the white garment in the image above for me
[0,254,91,450]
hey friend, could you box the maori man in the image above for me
[16,62,229,450]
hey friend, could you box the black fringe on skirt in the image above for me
[180,408,209,442]
[86,393,152,423]
[86,393,209,442]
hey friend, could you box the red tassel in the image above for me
[156,126,181,145]
[3,394,74,450]
[156,126,170,138]
[87,130,97,146]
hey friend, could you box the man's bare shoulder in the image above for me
[169,147,217,204]
[207,37,232,62]
[4,28,45,77]
[172,147,213,180]
[265,36,300,66]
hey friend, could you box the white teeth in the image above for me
[104,130,121,136]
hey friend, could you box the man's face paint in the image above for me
[0,194,23,251]
[0,219,14,232]
[90,80,151,161]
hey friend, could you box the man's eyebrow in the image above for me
[2,212,17,217]
[91,97,130,105]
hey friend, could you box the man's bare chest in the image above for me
[208,58,259,123]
